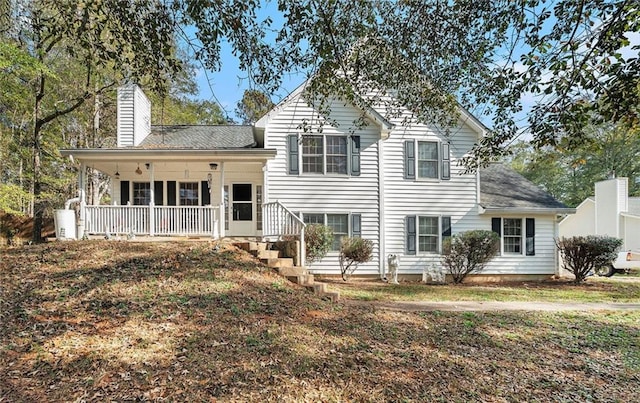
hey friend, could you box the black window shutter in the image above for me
[351,214,362,238]
[154,181,163,206]
[406,215,416,255]
[442,216,452,239]
[526,218,535,256]
[120,181,130,205]
[167,181,177,206]
[404,140,415,180]
[491,217,501,236]
[350,135,361,176]
[201,181,211,206]
[288,134,299,175]
[441,143,451,180]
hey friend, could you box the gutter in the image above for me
[478,206,577,215]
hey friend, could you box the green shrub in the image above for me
[556,235,623,282]
[305,224,334,264]
[339,237,374,281]
[441,230,500,284]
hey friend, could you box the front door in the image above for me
[228,183,254,235]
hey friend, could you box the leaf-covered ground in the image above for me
[1,241,639,402]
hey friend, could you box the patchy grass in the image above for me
[1,241,639,402]
[327,278,640,303]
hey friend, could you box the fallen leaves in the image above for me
[1,241,639,402]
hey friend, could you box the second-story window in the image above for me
[417,141,438,179]
[289,134,360,176]
[404,139,451,181]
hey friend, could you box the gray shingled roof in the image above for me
[480,163,570,211]
[138,125,256,149]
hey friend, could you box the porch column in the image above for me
[77,163,87,239]
[219,162,225,238]
[149,162,155,236]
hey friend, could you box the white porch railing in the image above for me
[84,205,222,237]
[262,201,306,267]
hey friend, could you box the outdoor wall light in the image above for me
[135,164,142,175]
[209,163,218,170]
[145,163,150,170]
[114,164,120,179]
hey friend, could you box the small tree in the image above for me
[339,237,374,281]
[441,230,500,284]
[305,224,334,264]
[556,236,623,283]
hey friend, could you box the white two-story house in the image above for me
[60,83,573,279]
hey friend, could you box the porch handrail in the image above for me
[84,204,221,238]
[262,201,306,267]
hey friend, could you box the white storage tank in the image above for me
[54,209,76,240]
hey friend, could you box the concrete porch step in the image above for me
[287,273,314,286]
[235,241,268,252]
[277,266,309,276]
[250,249,280,260]
[261,257,294,268]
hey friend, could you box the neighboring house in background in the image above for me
[60,83,574,279]
[559,178,640,252]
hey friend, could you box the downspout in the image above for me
[77,164,86,239]
[378,131,389,279]
[149,162,155,236]
[219,162,225,238]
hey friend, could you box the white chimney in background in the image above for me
[117,84,151,147]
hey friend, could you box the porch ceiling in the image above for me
[60,148,277,177]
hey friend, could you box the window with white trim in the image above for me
[404,140,451,180]
[179,182,199,206]
[406,215,451,254]
[133,182,151,205]
[418,141,438,179]
[302,212,359,251]
[503,218,522,254]
[491,217,535,256]
[289,134,360,176]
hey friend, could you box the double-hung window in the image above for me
[289,134,360,176]
[404,140,451,180]
[302,135,324,174]
[406,215,452,254]
[492,217,535,256]
[301,212,361,251]
[417,142,438,179]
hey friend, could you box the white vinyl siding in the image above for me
[264,96,380,275]
[385,117,480,274]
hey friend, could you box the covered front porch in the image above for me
[60,148,303,242]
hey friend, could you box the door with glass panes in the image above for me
[228,183,255,235]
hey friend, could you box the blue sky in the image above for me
[188,6,639,127]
